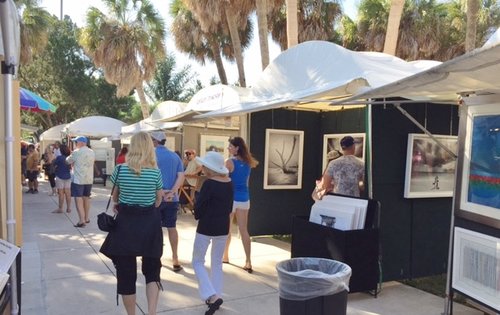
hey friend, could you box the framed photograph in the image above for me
[263,129,304,189]
[404,134,458,198]
[457,104,500,226]
[452,227,500,312]
[199,135,230,159]
[322,133,365,172]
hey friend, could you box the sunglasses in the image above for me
[185,152,193,156]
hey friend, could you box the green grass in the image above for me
[400,274,467,304]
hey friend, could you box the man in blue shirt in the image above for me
[151,131,185,272]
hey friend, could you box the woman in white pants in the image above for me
[192,152,233,315]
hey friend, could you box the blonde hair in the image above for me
[126,132,157,175]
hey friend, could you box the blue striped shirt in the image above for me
[110,165,162,207]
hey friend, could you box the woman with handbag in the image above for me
[100,132,164,315]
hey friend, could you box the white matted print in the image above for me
[404,134,457,198]
[264,129,304,189]
[322,133,365,172]
[452,227,500,312]
[199,135,230,159]
[165,136,175,152]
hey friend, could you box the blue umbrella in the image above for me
[20,88,57,113]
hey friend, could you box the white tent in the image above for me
[63,116,126,139]
[39,123,66,141]
[159,84,251,122]
[332,28,500,104]
[197,41,440,119]
[121,101,185,136]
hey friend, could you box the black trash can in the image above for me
[276,258,351,315]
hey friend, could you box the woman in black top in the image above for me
[192,152,233,315]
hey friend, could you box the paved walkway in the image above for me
[20,180,482,315]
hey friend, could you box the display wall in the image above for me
[248,102,459,282]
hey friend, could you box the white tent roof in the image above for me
[63,116,126,139]
[332,28,500,104]
[159,84,251,122]
[197,41,440,119]
[121,101,185,136]
[39,123,67,141]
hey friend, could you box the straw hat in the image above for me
[195,151,228,175]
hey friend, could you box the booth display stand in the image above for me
[290,196,380,294]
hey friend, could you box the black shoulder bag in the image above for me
[97,165,121,232]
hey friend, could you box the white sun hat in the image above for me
[196,151,228,175]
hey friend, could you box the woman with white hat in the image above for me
[192,151,233,315]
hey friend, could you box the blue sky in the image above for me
[39,0,359,87]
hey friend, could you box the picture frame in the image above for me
[263,129,304,189]
[322,133,366,172]
[403,133,458,198]
[199,134,230,159]
[457,104,500,226]
[452,227,500,312]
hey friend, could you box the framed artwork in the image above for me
[452,227,500,312]
[199,135,230,159]
[166,136,175,152]
[322,133,365,172]
[404,134,458,198]
[263,129,304,189]
[456,104,500,226]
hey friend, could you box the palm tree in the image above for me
[170,0,228,84]
[383,0,405,55]
[256,0,270,68]
[184,0,253,87]
[79,0,166,119]
[465,0,480,51]
[286,0,299,48]
[14,0,54,65]
[268,0,343,50]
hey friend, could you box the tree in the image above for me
[286,0,298,48]
[19,17,134,130]
[184,0,254,87]
[170,0,229,84]
[79,0,166,119]
[14,0,55,65]
[466,0,480,51]
[256,0,270,68]
[147,53,202,102]
[268,0,343,50]
[383,0,405,55]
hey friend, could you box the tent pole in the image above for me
[0,0,20,314]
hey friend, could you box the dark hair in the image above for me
[119,147,128,155]
[229,137,258,168]
[60,144,70,157]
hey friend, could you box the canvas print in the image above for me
[199,135,229,159]
[322,133,365,172]
[458,104,500,226]
[263,129,304,189]
[404,134,458,198]
[452,227,500,312]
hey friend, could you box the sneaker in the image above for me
[33,189,39,194]
[25,189,33,194]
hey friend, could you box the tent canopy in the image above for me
[121,101,185,136]
[39,123,66,141]
[63,116,126,139]
[333,28,500,105]
[197,41,440,119]
[159,84,251,122]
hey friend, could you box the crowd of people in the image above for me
[24,131,259,315]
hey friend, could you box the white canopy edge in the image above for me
[63,116,126,139]
[332,31,500,105]
[39,123,67,141]
[196,41,440,119]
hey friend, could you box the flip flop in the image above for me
[51,210,63,213]
[243,266,253,274]
[74,223,85,228]
[173,264,183,272]
[66,209,71,213]
[205,298,223,315]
